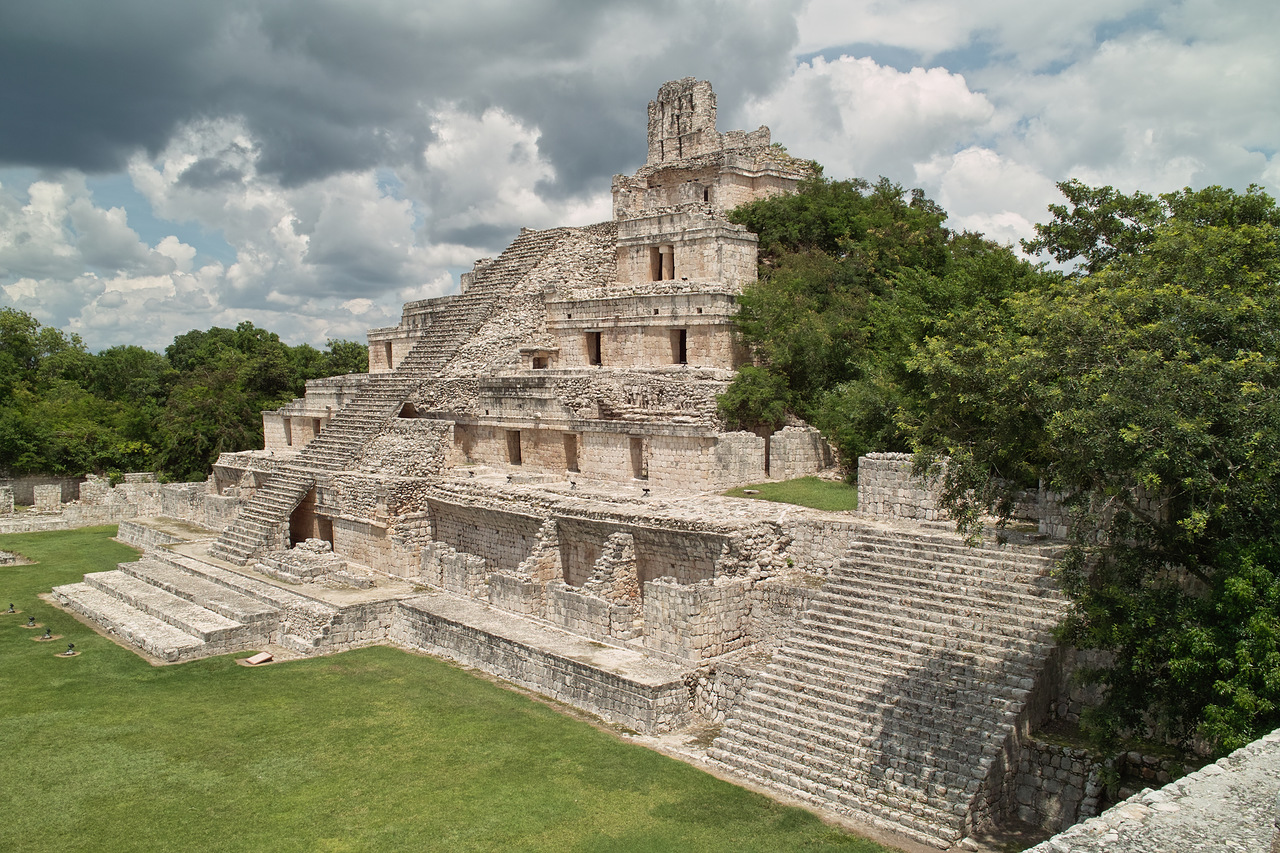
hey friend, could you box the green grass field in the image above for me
[723,477,858,512]
[0,527,895,853]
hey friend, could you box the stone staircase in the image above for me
[53,546,342,662]
[708,524,1067,847]
[208,226,573,565]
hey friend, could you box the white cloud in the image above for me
[740,56,998,184]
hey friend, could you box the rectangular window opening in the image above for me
[671,329,688,365]
[564,433,579,473]
[630,436,648,480]
[586,331,602,366]
[532,356,548,370]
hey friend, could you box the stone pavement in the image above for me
[1025,727,1280,852]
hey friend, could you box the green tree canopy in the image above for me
[908,183,1280,752]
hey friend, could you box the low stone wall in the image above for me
[643,577,750,662]
[394,597,688,734]
[545,582,635,642]
[0,475,84,505]
[315,600,398,653]
[0,486,12,514]
[686,659,752,724]
[1015,738,1107,832]
[769,426,834,480]
[421,541,487,597]
[33,483,62,511]
[116,519,193,551]
[781,518,863,576]
[856,452,946,521]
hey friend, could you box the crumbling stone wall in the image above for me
[0,486,12,515]
[769,426,835,480]
[428,500,542,575]
[32,484,61,511]
[644,577,751,662]
[856,452,947,521]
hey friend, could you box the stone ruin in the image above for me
[51,80,1123,848]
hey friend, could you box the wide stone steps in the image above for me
[705,746,961,847]
[790,605,1051,662]
[779,640,1035,705]
[840,547,1061,594]
[711,529,1065,846]
[713,713,971,816]
[740,670,1016,749]
[121,558,278,625]
[82,569,246,643]
[818,572,1063,624]
[53,583,208,662]
[805,594,1055,650]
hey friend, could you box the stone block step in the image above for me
[83,570,245,643]
[712,716,966,822]
[824,569,1064,619]
[788,616,1046,672]
[706,747,962,848]
[120,558,278,625]
[804,597,1054,652]
[802,601,1055,659]
[52,582,208,662]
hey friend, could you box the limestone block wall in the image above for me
[711,430,768,488]
[391,598,690,734]
[856,452,947,521]
[769,426,835,480]
[544,582,636,642]
[420,541,488,598]
[686,659,752,724]
[779,518,863,576]
[332,518,390,570]
[0,475,84,505]
[314,600,399,654]
[116,519,198,550]
[427,501,542,574]
[487,573,542,615]
[643,577,751,662]
[547,295,746,370]
[0,486,12,514]
[615,215,758,288]
[1014,739,1107,832]
[633,526,723,586]
[78,476,111,505]
[366,325,419,371]
[33,484,61,511]
[746,578,822,647]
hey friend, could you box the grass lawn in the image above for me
[723,477,858,512]
[0,526,896,853]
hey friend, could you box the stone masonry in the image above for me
[47,79,1192,850]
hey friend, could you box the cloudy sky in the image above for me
[2,0,1276,352]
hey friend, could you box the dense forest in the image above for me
[0,314,367,481]
[726,175,1280,756]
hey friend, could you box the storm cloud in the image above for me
[1,0,1276,350]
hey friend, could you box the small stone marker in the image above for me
[244,652,273,666]
[5,603,14,613]
[25,616,36,628]
[742,489,760,495]
[40,628,51,640]
[60,643,76,656]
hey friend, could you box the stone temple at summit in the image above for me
[52,79,1083,849]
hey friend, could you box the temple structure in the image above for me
[53,80,1084,849]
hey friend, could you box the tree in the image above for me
[909,184,1280,752]
[721,176,1045,466]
